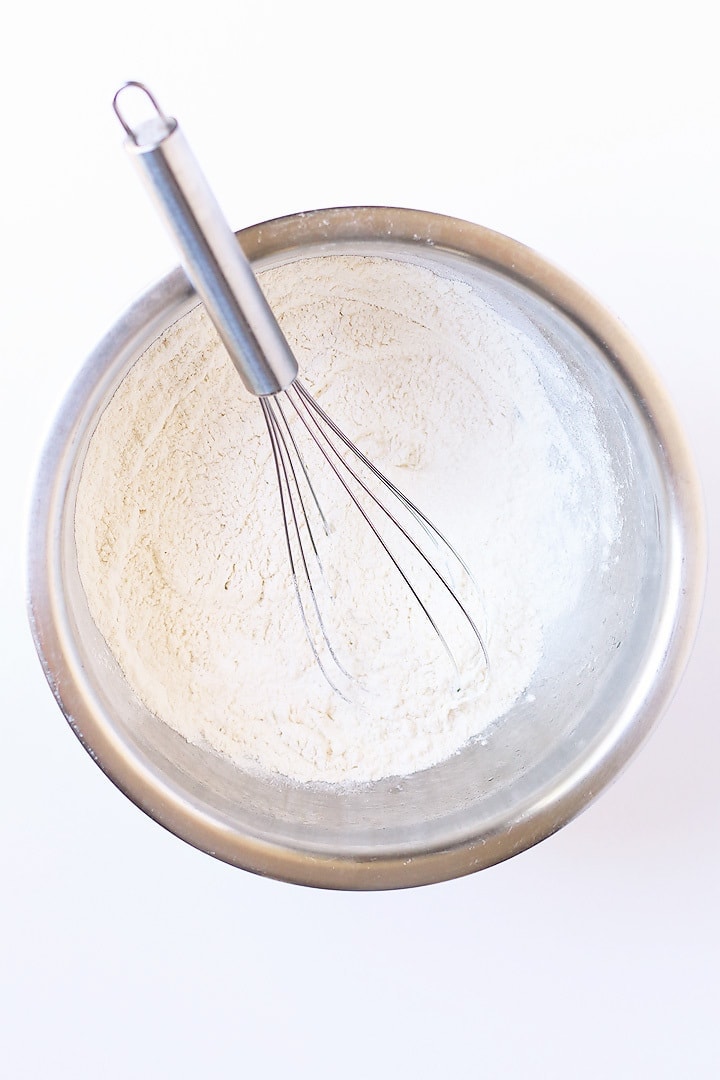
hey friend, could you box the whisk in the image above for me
[113,82,489,699]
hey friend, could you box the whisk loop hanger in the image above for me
[113,82,489,699]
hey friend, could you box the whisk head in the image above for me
[260,379,489,703]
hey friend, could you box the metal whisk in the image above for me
[113,83,488,699]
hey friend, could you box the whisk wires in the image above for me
[260,379,488,701]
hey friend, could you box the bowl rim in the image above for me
[26,205,707,889]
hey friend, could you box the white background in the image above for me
[2,2,718,1076]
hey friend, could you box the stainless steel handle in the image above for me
[112,82,298,397]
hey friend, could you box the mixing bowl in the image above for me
[27,206,705,889]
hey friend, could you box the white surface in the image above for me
[2,2,718,1076]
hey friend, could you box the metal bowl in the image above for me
[27,207,705,889]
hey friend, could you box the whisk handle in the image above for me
[112,82,298,397]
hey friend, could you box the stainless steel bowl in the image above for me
[27,207,705,889]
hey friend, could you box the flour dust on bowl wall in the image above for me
[28,208,704,889]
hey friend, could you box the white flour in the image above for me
[75,255,616,784]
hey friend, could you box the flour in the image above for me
[75,254,617,784]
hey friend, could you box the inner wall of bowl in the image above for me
[63,242,667,855]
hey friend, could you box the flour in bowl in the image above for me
[75,254,616,783]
